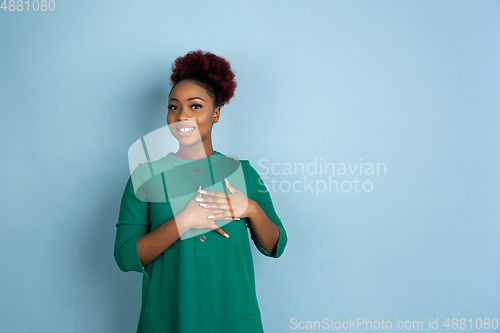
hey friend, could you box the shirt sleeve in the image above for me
[243,160,288,258]
[113,170,151,279]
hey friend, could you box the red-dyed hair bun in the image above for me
[170,50,237,107]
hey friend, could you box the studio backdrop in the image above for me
[1,0,499,332]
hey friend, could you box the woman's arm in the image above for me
[137,187,235,267]
[246,199,280,256]
[243,160,288,258]
[136,215,191,267]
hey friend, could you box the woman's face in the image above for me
[167,79,220,148]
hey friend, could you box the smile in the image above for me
[176,125,196,137]
[178,127,195,132]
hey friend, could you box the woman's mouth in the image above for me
[177,126,196,137]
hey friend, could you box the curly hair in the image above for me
[169,50,237,107]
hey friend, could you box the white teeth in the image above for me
[179,127,194,132]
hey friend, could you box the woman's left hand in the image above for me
[196,179,254,220]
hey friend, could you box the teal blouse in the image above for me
[114,151,288,333]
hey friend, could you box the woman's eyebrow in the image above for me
[187,97,206,102]
[169,97,206,102]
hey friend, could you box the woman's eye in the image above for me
[192,104,202,110]
[167,105,178,111]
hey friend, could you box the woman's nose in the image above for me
[177,108,191,122]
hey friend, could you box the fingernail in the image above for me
[207,215,214,219]
[235,217,240,220]
[200,190,207,194]
[224,178,228,182]
[199,203,207,207]
[195,198,203,202]
[224,233,229,238]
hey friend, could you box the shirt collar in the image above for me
[164,150,222,167]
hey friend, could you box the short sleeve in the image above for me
[243,160,287,258]
[113,171,151,278]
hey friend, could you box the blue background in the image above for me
[1,0,499,332]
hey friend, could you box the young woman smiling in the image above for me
[114,50,288,333]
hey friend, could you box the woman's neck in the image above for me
[174,143,215,160]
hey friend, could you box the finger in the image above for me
[196,196,227,204]
[198,189,227,198]
[224,178,237,194]
[213,226,229,238]
[199,193,235,216]
[223,192,235,217]
[194,186,203,199]
[198,202,230,210]
[208,210,238,220]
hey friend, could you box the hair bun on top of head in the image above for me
[169,50,237,107]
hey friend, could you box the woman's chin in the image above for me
[173,130,199,142]
[176,137,203,147]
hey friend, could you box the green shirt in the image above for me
[114,151,288,333]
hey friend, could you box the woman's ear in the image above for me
[213,106,221,124]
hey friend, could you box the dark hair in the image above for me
[169,50,237,108]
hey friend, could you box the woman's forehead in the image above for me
[169,80,211,101]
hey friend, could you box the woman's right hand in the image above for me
[175,186,238,236]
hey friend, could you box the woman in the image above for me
[114,50,288,333]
